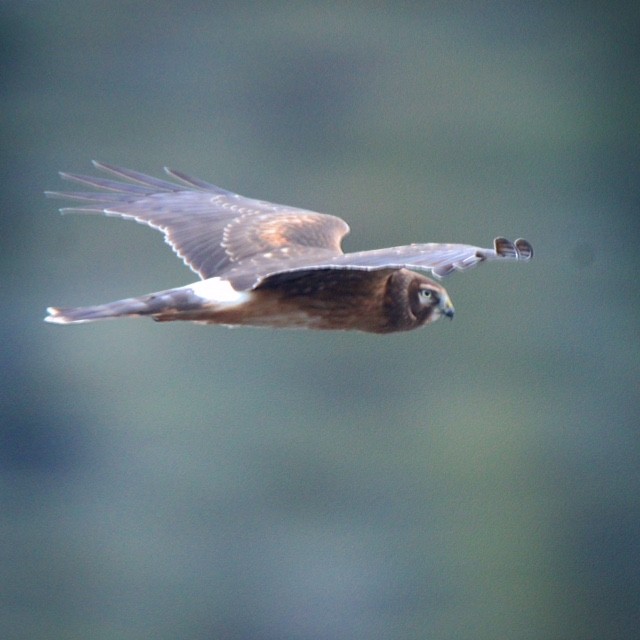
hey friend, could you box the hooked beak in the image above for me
[440,296,455,320]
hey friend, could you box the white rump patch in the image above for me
[188,277,251,307]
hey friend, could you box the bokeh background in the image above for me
[2,2,639,639]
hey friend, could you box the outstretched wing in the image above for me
[47,162,533,292]
[226,237,533,291]
[334,237,533,276]
[46,162,350,279]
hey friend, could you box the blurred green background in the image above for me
[2,2,639,639]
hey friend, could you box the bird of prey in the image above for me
[44,162,532,333]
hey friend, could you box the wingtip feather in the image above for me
[515,238,533,260]
[494,237,533,261]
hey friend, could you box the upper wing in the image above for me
[334,237,533,276]
[46,162,350,279]
[47,162,533,291]
[226,237,533,291]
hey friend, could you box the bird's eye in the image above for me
[419,289,432,299]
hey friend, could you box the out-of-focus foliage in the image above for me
[2,2,639,639]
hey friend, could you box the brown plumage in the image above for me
[44,162,533,333]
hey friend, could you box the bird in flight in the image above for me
[45,162,532,333]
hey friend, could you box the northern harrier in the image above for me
[45,162,532,333]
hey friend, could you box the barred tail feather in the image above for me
[44,285,215,325]
[45,296,159,324]
[45,278,250,325]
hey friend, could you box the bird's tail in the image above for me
[45,288,205,325]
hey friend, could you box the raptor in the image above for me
[45,162,532,333]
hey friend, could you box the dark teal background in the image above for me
[2,2,639,639]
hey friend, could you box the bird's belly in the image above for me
[155,280,388,332]
[160,278,319,328]
[205,295,387,332]
[200,298,326,329]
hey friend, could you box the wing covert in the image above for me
[46,162,350,279]
[223,237,533,290]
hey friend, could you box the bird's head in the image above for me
[409,276,455,325]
